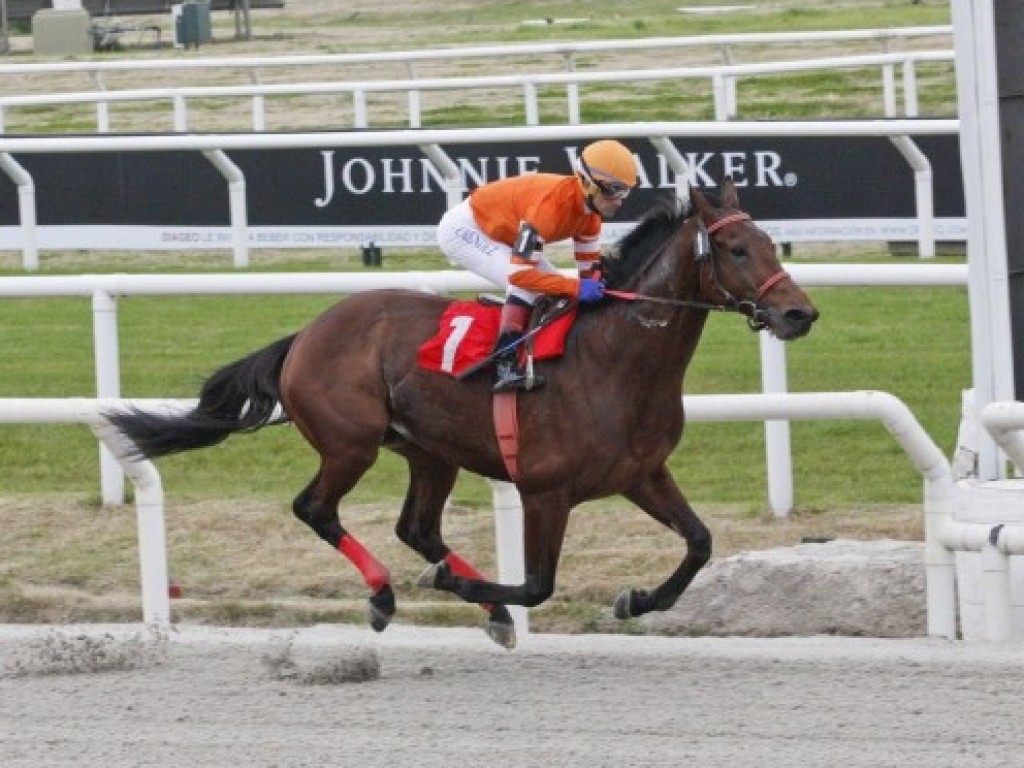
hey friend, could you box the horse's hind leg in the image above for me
[615,463,712,619]
[293,452,397,632]
[394,449,516,649]
[417,489,572,622]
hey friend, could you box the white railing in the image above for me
[0,397,179,628]
[0,49,954,133]
[0,25,953,89]
[0,119,962,270]
[0,263,968,514]
[7,390,1019,643]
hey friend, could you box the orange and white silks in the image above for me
[469,173,602,297]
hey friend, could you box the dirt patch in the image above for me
[0,492,924,632]
[1,626,169,676]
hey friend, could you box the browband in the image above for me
[706,212,751,234]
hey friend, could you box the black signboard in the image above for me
[0,134,964,233]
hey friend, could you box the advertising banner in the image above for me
[0,135,965,249]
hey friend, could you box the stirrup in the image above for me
[492,359,529,392]
[492,362,546,393]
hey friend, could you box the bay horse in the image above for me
[105,178,818,649]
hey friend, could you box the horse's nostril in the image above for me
[785,307,819,325]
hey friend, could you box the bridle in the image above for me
[605,209,791,331]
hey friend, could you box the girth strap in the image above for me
[492,391,520,481]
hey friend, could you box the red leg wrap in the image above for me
[339,534,391,592]
[444,552,494,612]
[444,552,484,579]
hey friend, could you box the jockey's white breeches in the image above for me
[437,199,560,305]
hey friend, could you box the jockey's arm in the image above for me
[574,232,602,279]
[508,221,581,298]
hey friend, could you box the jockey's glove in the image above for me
[578,278,606,303]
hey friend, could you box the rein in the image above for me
[607,209,790,330]
[604,288,734,313]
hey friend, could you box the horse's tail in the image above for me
[104,333,298,460]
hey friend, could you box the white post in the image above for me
[980,538,1012,642]
[760,334,793,517]
[712,74,728,121]
[128,458,171,627]
[0,152,38,271]
[353,89,368,128]
[94,417,170,628]
[203,149,249,268]
[649,136,690,199]
[172,94,187,132]
[92,290,125,505]
[902,60,919,117]
[491,480,528,635]
[89,72,110,133]
[889,136,935,259]
[566,53,580,125]
[419,143,463,210]
[248,69,265,132]
[951,0,1017,480]
[924,477,958,638]
[524,82,539,126]
[405,61,422,129]
[882,63,896,116]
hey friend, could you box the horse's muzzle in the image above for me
[770,305,819,340]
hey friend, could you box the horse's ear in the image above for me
[689,184,712,217]
[721,176,739,209]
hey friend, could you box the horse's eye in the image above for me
[730,246,747,260]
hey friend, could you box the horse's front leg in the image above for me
[615,463,712,619]
[418,490,571,623]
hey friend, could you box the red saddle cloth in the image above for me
[418,300,577,376]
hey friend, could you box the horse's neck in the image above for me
[598,227,708,394]
[602,219,708,385]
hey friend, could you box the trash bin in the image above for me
[174,1,211,49]
[361,242,382,267]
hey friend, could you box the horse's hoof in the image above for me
[613,589,634,620]
[416,562,443,589]
[485,619,516,650]
[367,585,396,633]
[367,604,391,633]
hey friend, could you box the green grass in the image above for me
[0,1,955,133]
[0,249,970,511]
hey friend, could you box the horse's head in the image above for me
[601,178,817,340]
[684,177,818,340]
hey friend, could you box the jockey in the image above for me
[437,139,638,392]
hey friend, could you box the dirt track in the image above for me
[0,623,1021,767]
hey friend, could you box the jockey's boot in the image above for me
[492,297,543,393]
[492,330,529,392]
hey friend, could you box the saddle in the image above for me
[417,296,577,378]
[417,296,578,482]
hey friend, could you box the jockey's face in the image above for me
[589,191,625,218]
[580,175,627,218]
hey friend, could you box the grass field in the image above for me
[0,0,968,633]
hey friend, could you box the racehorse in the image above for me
[105,177,818,649]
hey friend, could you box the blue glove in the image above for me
[578,278,606,303]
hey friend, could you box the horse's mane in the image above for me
[598,193,720,290]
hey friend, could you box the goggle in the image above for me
[581,158,632,200]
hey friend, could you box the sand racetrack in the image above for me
[0,623,1021,767]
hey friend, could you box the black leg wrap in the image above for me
[432,560,454,591]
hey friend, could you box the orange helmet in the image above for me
[579,140,638,199]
